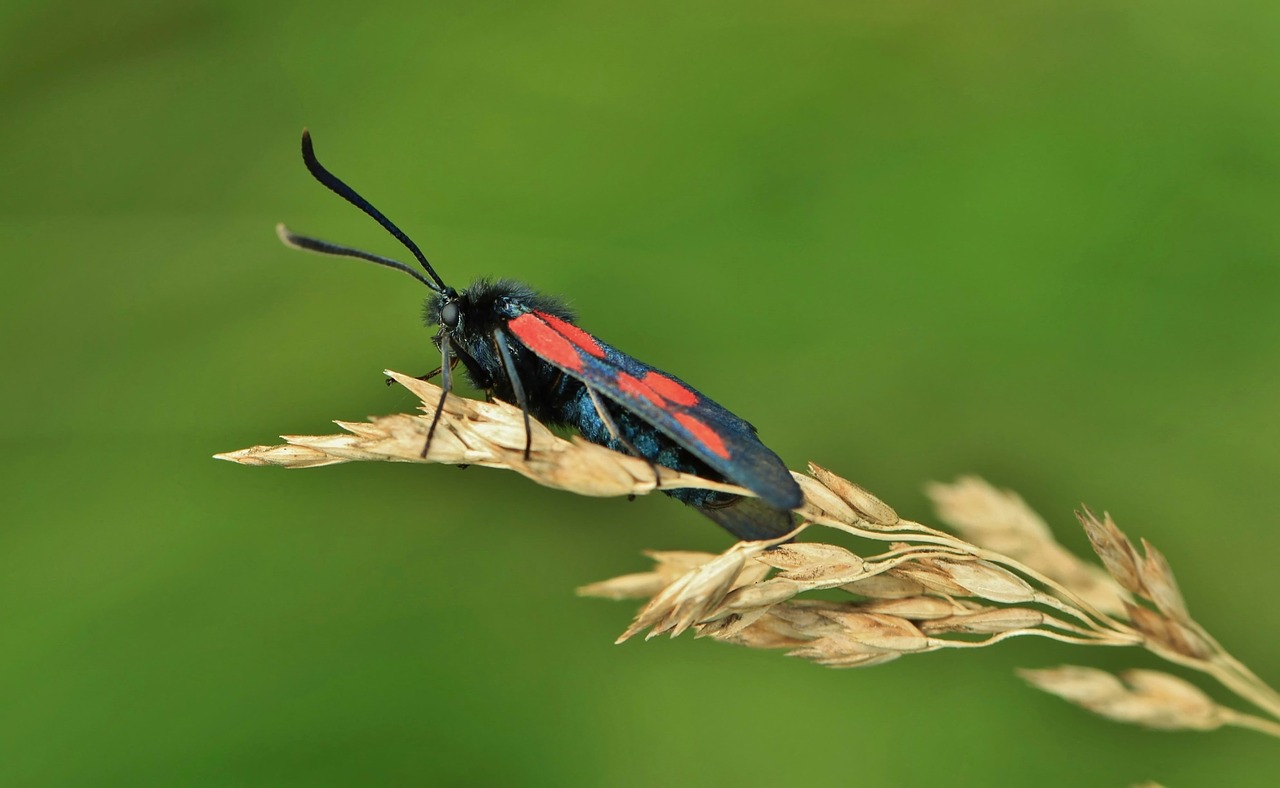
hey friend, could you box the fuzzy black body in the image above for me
[281,131,801,542]
[426,279,800,541]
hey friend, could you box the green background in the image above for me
[3,0,1278,784]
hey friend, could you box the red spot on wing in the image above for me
[674,413,730,459]
[616,372,665,407]
[508,313,584,371]
[516,311,724,461]
[537,312,606,358]
[641,371,698,406]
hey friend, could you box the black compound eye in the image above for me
[441,301,460,329]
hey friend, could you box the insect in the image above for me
[277,130,802,540]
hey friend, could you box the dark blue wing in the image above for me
[507,311,802,511]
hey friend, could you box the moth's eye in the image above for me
[441,301,460,329]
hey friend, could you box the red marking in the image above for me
[537,312,606,358]
[675,413,730,459]
[641,371,697,406]
[616,372,666,407]
[509,313,583,371]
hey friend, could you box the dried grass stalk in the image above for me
[216,371,745,500]
[218,372,1280,738]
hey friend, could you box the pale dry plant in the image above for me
[218,372,1280,738]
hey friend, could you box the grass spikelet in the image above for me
[928,476,1127,614]
[218,371,1280,738]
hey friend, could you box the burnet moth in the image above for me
[277,131,802,540]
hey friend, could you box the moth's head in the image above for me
[423,278,531,336]
[423,286,464,332]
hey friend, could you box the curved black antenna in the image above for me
[299,129,448,291]
[276,224,438,289]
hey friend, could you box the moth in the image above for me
[278,131,801,540]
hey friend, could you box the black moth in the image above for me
[278,131,801,540]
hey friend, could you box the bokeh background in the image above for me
[3,0,1278,784]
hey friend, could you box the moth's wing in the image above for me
[698,495,799,542]
[507,311,802,511]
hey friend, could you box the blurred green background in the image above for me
[3,0,1278,784]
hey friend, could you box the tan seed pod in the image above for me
[892,563,974,597]
[840,572,928,599]
[1119,669,1223,730]
[754,543,870,589]
[1077,508,1145,597]
[853,596,961,621]
[719,578,802,612]
[920,608,1046,635]
[788,638,903,668]
[216,442,346,468]
[927,475,1055,552]
[618,543,761,642]
[808,463,900,525]
[764,600,853,637]
[696,606,774,639]
[931,559,1037,604]
[1021,665,1127,705]
[1124,603,1213,660]
[1022,666,1225,731]
[576,572,669,600]
[756,542,862,570]
[775,563,871,588]
[1137,538,1189,623]
[818,611,930,653]
[645,550,723,573]
[717,608,824,649]
[785,636,878,662]
[793,473,860,524]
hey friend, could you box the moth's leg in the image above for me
[420,335,454,459]
[385,357,456,387]
[492,327,533,460]
[584,385,663,491]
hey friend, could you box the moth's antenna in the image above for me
[298,129,448,291]
[276,224,438,289]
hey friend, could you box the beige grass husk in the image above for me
[217,371,1280,739]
